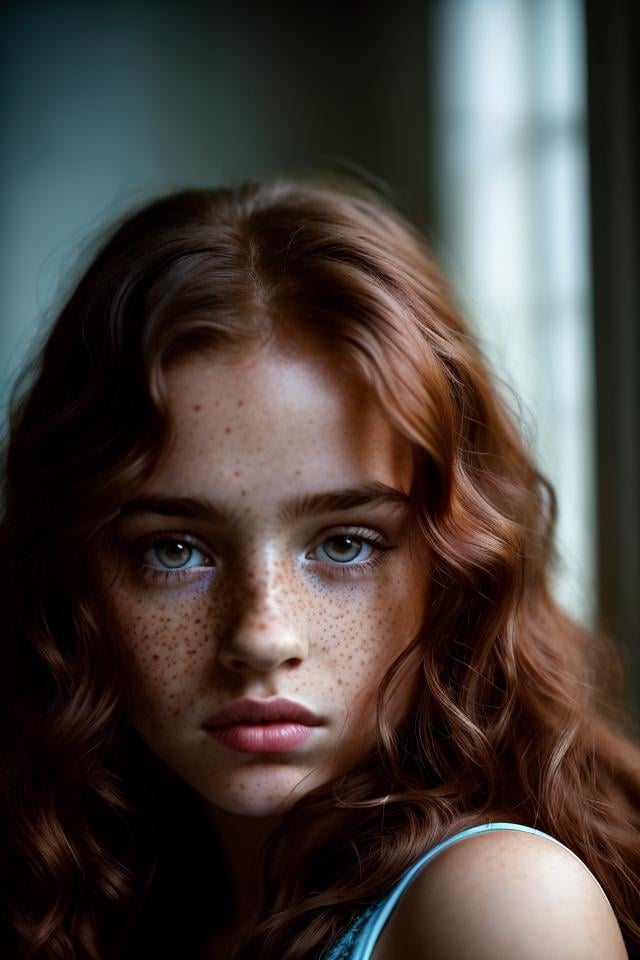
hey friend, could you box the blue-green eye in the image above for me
[145,538,206,570]
[314,535,374,564]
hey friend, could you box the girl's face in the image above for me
[102,344,429,818]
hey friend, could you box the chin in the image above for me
[193,764,331,819]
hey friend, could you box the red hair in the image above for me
[1,175,639,958]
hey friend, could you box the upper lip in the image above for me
[203,697,323,728]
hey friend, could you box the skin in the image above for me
[100,342,429,936]
[373,829,629,959]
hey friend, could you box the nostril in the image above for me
[228,658,247,671]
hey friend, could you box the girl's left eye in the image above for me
[308,531,393,575]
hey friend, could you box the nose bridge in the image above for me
[241,535,292,621]
[246,539,284,608]
[218,537,306,673]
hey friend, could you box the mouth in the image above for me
[202,697,323,754]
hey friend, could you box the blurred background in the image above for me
[1,0,638,715]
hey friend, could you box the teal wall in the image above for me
[1,0,432,415]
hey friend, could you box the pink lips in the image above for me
[203,697,322,754]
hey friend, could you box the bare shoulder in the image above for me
[373,827,628,960]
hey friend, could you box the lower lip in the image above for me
[204,722,315,753]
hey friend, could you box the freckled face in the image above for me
[102,345,429,817]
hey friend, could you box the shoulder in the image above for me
[373,826,628,960]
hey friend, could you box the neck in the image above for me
[206,805,283,929]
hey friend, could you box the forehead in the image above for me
[151,346,413,503]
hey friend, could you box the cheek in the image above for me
[323,577,423,696]
[105,586,227,710]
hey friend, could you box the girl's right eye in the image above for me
[137,535,214,584]
[147,539,202,569]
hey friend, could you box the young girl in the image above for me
[1,175,639,960]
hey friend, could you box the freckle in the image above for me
[234,470,241,476]
[192,404,201,411]
[152,654,159,661]
[295,469,301,476]
[224,426,232,433]
[257,622,267,630]
[237,400,244,407]
[241,489,246,496]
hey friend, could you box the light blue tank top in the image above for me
[322,822,578,960]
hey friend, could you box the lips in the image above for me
[203,697,323,754]
[203,697,323,729]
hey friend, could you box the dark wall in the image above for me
[0,0,433,412]
[586,0,640,719]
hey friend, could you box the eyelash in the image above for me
[134,529,394,586]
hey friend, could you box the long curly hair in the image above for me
[1,175,639,960]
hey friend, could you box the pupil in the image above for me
[333,536,353,553]
[327,536,360,561]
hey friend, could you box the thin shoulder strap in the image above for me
[349,822,584,960]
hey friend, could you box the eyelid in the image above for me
[305,526,393,565]
[133,524,388,551]
[139,531,215,565]
[309,524,389,545]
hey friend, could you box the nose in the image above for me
[217,568,308,675]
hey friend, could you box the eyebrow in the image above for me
[118,482,411,526]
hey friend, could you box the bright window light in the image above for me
[430,0,594,624]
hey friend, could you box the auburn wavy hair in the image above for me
[1,175,639,960]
